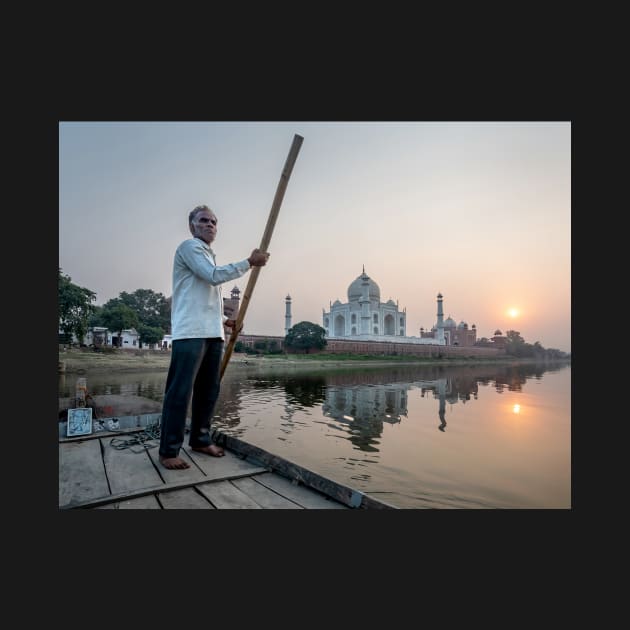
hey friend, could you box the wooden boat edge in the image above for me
[211,429,398,509]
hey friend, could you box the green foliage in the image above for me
[117,289,171,333]
[99,303,139,343]
[88,305,105,328]
[250,339,283,354]
[137,323,165,347]
[503,329,570,359]
[58,268,96,344]
[284,321,328,354]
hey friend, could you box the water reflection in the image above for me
[58,360,571,508]
[213,360,569,452]
[62,362,569,441]
[58,371,167,402]
[322,385,407,451]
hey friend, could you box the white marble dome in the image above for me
[347,270,381,302]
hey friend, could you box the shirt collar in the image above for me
[194,237,215,257]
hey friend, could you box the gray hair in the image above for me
[189,205,212,225]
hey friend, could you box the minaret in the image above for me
[285,294,292,335]
[437,378,447,431]
[436,293,445,344]
[360,267,370,335]
[223,286,241,335]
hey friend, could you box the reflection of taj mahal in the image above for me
[321,268,477,347]
[321,376,477,445]
[324,385,408,426]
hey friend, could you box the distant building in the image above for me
[319,270,480,348]
[223,285,242,336]
[85,327,112,347]
[322,266,415,341]
[109,328,139,348]
[490,330,508,349]
[419,293,477,347]
[63,327,140,348]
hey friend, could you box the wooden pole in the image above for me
[220,133,304,379]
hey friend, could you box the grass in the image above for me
[59,346,541,375]
[277,352,510,363]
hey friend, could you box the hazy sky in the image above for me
[59,121,571,352]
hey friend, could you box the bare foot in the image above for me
[159,456,191,469]
[192,444,225,457]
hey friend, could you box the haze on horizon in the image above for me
[59,121,571,353]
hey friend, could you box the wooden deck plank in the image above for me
[231,477,303,509]
[254,472,349,509]
[183,445,268,479]
[214,431,398,509]
[59,439,110,507]
[96,495,161,509]
[59,424,398,510]
[102,437,164,495]
[196,479,264,509]
[158,487,216,509]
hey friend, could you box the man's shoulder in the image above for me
[177,238,205,252]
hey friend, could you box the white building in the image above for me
[60,327,155,348]
[83,327,139,348]
[322,267,446,345]
[84,327,113,346]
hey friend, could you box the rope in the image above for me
[109,421,162,453]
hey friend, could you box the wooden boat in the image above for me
[58,414,398,509]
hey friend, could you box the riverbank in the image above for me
[58,347,555,374]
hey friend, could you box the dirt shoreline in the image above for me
[58,348,532,374]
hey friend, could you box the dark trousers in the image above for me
[159,338,223,459]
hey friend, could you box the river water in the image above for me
[58,361,571,509]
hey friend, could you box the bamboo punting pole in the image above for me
[220,133,304,379]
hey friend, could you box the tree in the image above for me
[137,323,165,348]
[88,305,105,328]
[99,303,139,347]
[285,375,326,406]
[505,329,527,357]
[117,289,171,332]
[284,321,327,354]
[58,268,96,345]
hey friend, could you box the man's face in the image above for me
[190,209,218,244]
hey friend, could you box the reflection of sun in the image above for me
[507,307,519,318]
[512,404,521,414]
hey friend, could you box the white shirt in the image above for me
[170,237,251,340]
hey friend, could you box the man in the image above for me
[158,204,269,470]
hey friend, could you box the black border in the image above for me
[47,96,576,581]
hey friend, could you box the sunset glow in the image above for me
[59,121,571,352]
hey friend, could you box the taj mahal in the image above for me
[311,267,477,347]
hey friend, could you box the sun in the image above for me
[507,307,519,318]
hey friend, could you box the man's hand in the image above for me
[225,319,243,333]
[248,249,270,267]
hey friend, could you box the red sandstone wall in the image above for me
[321,339,503,357]
[236,335,504,358]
